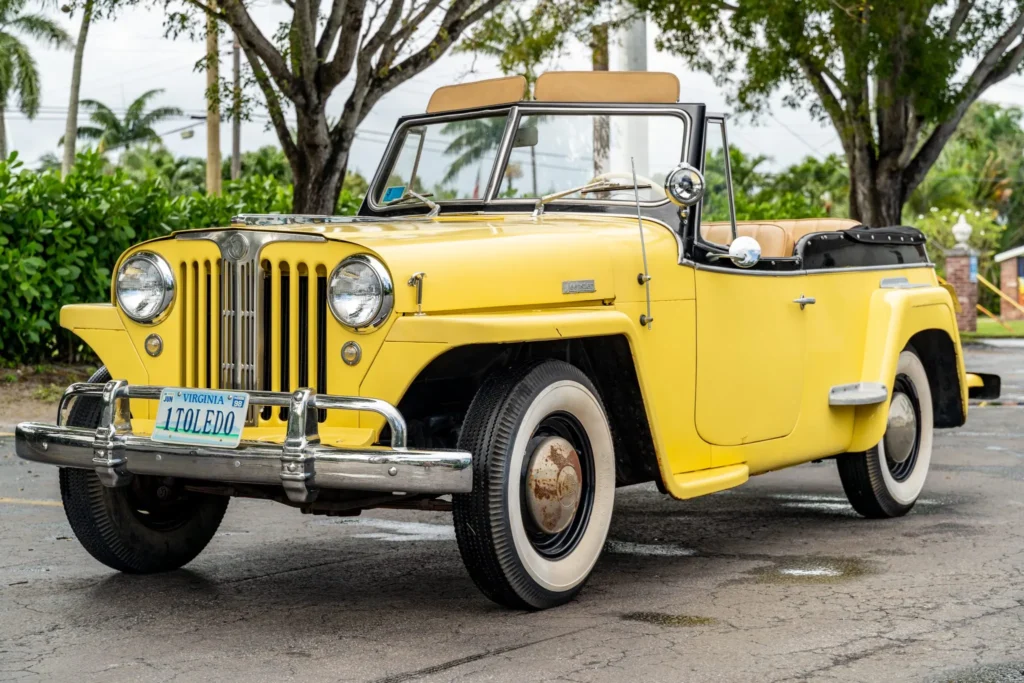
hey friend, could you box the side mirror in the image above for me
[664,163,705,206]
[708,235,761,268]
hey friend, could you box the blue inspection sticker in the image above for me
[382,185,406,202]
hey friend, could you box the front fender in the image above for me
[847,287,966,453]
[60,303,151,418]
[361,305,710,499]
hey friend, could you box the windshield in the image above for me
[375,114,509,206]
[374,110,687,207]
[504,113,686,202]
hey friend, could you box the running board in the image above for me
[829,382,888,406]
[671,464,749,499]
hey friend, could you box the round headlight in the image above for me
[116,252,175,323]
[328,255,394,330]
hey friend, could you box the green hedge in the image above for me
[0,152,361,364]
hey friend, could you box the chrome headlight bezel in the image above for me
[327,255,394,332]
[115,251,175,324]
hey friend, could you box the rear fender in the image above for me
[847,287,966,453]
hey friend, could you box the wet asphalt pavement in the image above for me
[1,344,1023,683]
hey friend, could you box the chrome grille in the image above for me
[174,230,327,426]
[221,259,260,391]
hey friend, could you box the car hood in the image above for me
[241,214,638,314]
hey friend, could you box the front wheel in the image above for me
[60,367,229,573]
[837,349,934,518]
[453,360,616,610]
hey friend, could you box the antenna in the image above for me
[631,157,653,329]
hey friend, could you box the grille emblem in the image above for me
[224,233,251,261]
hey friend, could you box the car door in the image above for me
[693,117,811,446]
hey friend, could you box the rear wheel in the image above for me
[59,367,229,573]
[837,349,934,518]
[453,360,615,610]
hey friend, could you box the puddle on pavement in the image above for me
[769,493,943,516]
[321,518,456,542]
[605,540,698,557]
[622,612,717,627]
[745,556,873,584]
[929,662,1024,683]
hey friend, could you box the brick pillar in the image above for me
[946,248,977,332]
[1000,258,1024,321]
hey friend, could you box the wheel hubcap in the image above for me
[885,392,917,464]
[524,436,583,535]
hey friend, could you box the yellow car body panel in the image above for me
[62,211,966,500]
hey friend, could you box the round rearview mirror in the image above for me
[664,163,706,206]
[729,235,761,268]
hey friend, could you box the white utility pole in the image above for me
[231,38,241,181]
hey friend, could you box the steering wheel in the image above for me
[587,172,665,198]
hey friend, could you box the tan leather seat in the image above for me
[701,222,789,258]
[701,218,859,257]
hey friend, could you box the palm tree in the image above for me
[64,89,183,153]
[0,0,72,158]
[61,0,94,178]
[440,117,508,186]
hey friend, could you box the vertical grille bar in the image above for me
[307,268,318,396]
[197,262,208,388]
[298,269,309,389]
[270,262,283,394]
[316,272,328,422]
[210,259,220,389]
[288,261,300,395]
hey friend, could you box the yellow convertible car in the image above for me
[16,72,998,609]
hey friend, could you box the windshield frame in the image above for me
[365,102,692,215]
[365,106,518,214]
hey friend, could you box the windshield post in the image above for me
[406,127,427,199]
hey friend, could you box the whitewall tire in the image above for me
[453,360,615,609]
[837,349,934,518]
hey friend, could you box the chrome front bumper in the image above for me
[15,381,472,503]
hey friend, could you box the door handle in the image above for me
[793,295,816,310]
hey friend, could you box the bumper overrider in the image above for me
[15,381,473,503]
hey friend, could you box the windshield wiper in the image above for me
[384,190,439,217]
[532,180,652,219]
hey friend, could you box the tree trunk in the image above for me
[848,153,907,227]
[292,147,348,215]
[0,103,7,160]
[205,0,222,196]
[62,0,93,179]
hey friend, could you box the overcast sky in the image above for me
[15,4,1024,177]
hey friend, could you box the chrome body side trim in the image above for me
[829,382,889,406]
[28,382,471,501]
[688,260,935,277]
[880,276,930,289]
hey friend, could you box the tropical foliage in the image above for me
[0,0,72,157]
[63,89,183,153]
[0,151,362,364]
[634,0,1024,229]
[703,148,848,222]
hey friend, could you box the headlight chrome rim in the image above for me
[116,251,175,324]
[328,255,394,332]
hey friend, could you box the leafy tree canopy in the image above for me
[632,0,1024,227]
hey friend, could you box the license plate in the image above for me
[151,388,250,448]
